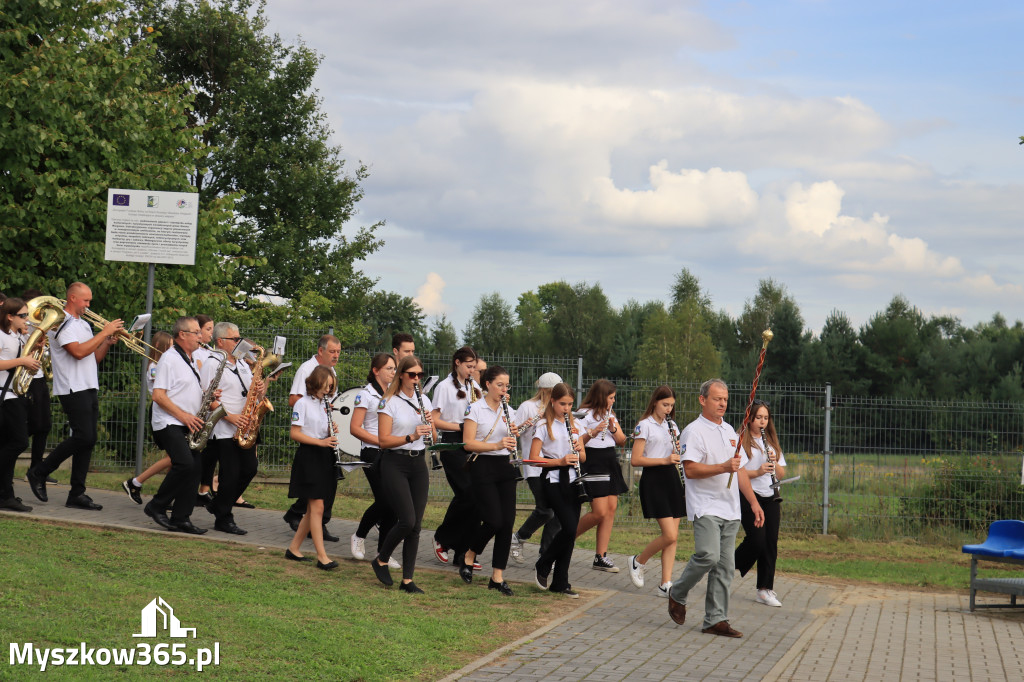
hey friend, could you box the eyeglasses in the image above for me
[15,312,30,319]
[405,371,426,379]
[223,337,242,342]
[180,330,200,336]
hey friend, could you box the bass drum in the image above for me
[330,387,364,458]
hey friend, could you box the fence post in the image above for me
[576,356,583,404]
[822,382,832,535]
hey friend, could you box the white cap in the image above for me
[535,372,563,389]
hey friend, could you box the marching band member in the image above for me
[143,316,210,534]
[192,314,216,370]
[430,346,480,569]
[510,372,563,563]
[391,332,416,360]
[734,399,788,607]
[193,314,218,504]
[627,386,685,597]
[283,334,341,539]
[1,297,40,512]
[349,353,400,568]
[28,282,121,510]
[121,331,174,503]
[20,289,53,479]
[372,355,437,593]
[200,322,260,535]
[284,365,340,569]
[575,379,628,572]
[531,382,585,598]
[461,365,519,596]
[471,357,487,392]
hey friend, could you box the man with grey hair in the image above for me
[666,379,764,637]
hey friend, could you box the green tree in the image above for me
[799,310,870,395]
[635,301,721,384]
[462,292,515,358]
[510,291,553,356]
[605,299,662,379]
[359,290,425,352]
[1,0,236,320]
[136,0,382,318]
[536,281,614,371]
[418,315,458,359]
[729,279,806,385]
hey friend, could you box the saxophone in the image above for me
[234,344,279,449]
[186,349,229,451]
[13,296,65,396]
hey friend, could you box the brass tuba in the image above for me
[13,296,66,396]
[234,344,279,449]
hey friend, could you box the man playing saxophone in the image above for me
[27,282,122,510]
[200,321,260,536]
[144,316,212,534]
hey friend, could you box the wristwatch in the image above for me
[405,434,412,444]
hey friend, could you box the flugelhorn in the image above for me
[13,296,65,396]
[63,301,161,361]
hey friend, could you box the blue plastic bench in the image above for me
[961,520,1024,611]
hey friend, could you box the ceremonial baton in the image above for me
[727,327,773,488]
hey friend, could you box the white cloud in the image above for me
[413,272,449,315]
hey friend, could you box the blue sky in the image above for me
[262,0,1024,337]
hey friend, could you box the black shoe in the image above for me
[553,586,580,599]
[488,579,514,596]
[46,476,58,484]
[65,494,102,511]
[144,502,176,531]
[459,562,474,584]
[234,500,255,509]
[121,479,143,504]
[284,549,312,563]
[534,566,549,590]
[0,496,32,512]
[26,469,47,502]
[321,526,340,542]
[399,581,425,594]
[196,491,215,506]
[214,520,247,535]
[371,557,394,586]
[316,560,339,571]
[171,520,208,535]
[283,511,301,531]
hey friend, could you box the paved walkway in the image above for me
[4,480,1023,681]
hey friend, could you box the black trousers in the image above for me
[735,492,782,590]
[151,425,202,523]
[26,377,51,468]
[467,456,519,570]
[200,444,219,488]
[516,475,560,556]
[378,450,429,581]
[356,448,397,556]
[0,397,29,500]
[536,478,582,593]
[210,438,258,524]
[434,448,478,565]
[35,389,98,498]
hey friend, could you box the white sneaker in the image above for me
[388,556,401,570]
[350,534,365,561]
[628,555,644,588]
[510,532,524,564]
[756,588,782,607]
[657,581,672,598]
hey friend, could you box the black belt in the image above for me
[387,448,424,457]
[440,430,462,444]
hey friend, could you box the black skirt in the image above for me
[288,444,338,500]
[581,446,629,498]
[638,464,686,519]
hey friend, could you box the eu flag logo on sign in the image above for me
[113,194,130,206]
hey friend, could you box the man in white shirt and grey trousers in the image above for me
[667,378,764,638]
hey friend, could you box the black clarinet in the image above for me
[765,438,782,502]
[322,396,345,481]
[667,418,685,486]
[501,393,524,482]
[414,382,442,471]
[564,414,589,503]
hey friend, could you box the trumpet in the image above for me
[13,296,65,395]
[65,302,161,361]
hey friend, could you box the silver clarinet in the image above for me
[186,350,229,451]
[414,381,441,471]
[501,393,524,481]
[667,418,686,485]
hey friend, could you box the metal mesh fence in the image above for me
[44,333,1024,540]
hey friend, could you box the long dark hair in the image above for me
[742,399,782,459]
[366,352,394,394]
[639,385,676,422]
[450,345,481,400]
[385,355,423,400]
[0,297,26,333]
[580,379,616,419]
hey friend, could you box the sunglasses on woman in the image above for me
[405,371,426,379]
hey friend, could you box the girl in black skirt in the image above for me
[627,385,685,598]
[285,366,339,570]
[575,379,628,572]
[461,365,520,596]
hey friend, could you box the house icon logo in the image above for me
[132,597,197,638]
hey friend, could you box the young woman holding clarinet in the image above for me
[348,353,399,568]
[373,354,437,593]
[734,399,787,607]
[627,385,685,598]
[284,366,340,570]
[530,382,586,598]
[575,379,628,572]
[460,365,520,596]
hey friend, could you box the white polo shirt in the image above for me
[291,394,331,441]
[578,408,618,449]
[152,345,203,431]
[681,414,748,522]
[632,416,675,461]
[193,345,219,371]
[48,314,99,395]
[353,382,385,445]
[516,399,543,478]
[744,436,788,498]
[465,400,514,457]
[432,373,478,431]
[379,391,433,452]
[0,329,23,400]
[202,357,252,440]
[290,355,336,399]
[532,417,581,484]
